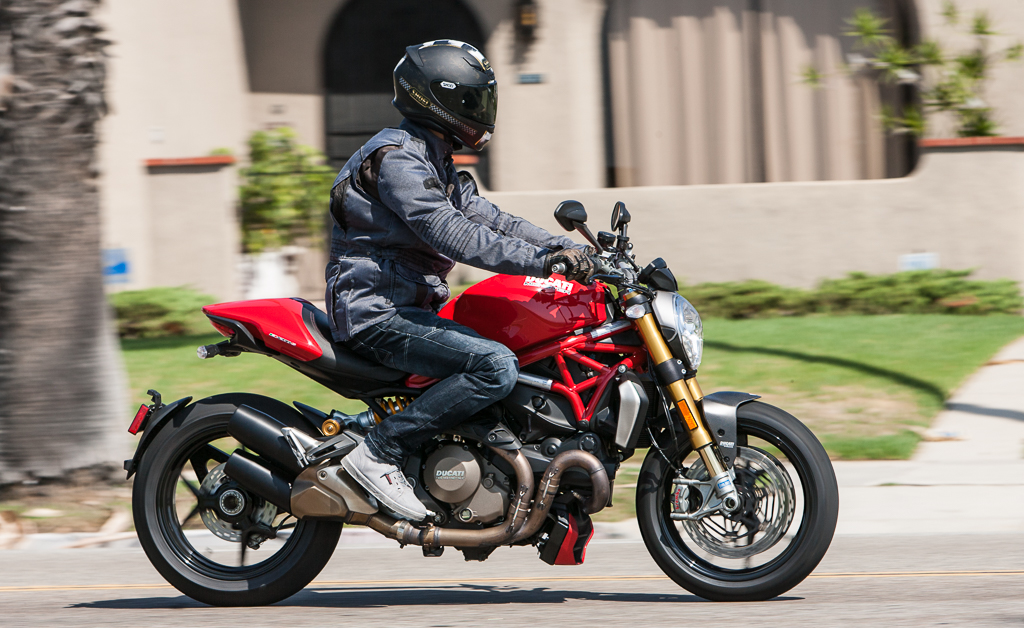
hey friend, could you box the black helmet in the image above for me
[392,40,497,151]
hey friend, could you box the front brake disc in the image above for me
[677,446,795,559]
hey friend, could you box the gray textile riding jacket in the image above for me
[325,119,579,342]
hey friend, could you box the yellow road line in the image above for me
[1,570,1023,593]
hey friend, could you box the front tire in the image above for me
[132,394,342,606]
[636,401,838,601]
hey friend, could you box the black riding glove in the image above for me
[544,247,596,284]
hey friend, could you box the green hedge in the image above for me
[109,287,216,338]
[110,271,1019,338]
[683,270,1022,319]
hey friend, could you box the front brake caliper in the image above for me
[669,469,733,521]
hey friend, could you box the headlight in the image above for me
[652,291,703,370]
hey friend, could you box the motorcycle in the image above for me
[126,200,839,606]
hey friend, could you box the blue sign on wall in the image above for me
[103,248,130,284]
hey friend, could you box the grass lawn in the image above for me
[699,314,1024,459]
[121,334,368,416]
[122,314,1024,463]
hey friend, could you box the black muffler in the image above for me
[224,451,293,512]
[227,405,319,477]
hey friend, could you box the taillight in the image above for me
[211,321,236,337]
[128,404,151,435]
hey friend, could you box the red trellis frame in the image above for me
[516,323,648,428]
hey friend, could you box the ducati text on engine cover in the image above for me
[436,469,466,480]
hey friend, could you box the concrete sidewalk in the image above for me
[835,335,1024,536]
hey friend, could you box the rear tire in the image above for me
[636,401,838,601]
[132,394,342,606]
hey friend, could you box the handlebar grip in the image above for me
[551,262,567,275]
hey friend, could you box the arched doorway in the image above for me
[323,0,488,182]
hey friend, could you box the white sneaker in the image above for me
[341,441,429,522]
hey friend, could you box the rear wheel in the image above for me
[132,395,342,606]
[636,401,838,601]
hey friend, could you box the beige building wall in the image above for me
[146,163,240,299]
[486,0,608,191]
[96,0,250,297]
[249,93,325,151]
[484,144,1024,289]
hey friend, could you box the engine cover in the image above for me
[423,443,510,525]
[424,445,482,503]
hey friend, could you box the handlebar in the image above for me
[552,254,639,290]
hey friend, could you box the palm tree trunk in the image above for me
[0,0,125,483]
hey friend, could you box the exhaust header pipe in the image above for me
[362,448,610,549]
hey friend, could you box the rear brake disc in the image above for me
[198,464,277,542]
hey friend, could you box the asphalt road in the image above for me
[1,533,1022,627]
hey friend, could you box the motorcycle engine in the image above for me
[423,443,509,525]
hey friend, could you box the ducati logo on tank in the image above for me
[523,276,573,295]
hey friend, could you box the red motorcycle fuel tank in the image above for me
[440,275,608,352]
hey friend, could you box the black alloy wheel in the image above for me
[636,401,839,601]
[132,394,342,606]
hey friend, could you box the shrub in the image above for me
[815,270,1023,315]
[109,287,216,339]
[839,4,1023,138]
[239,127,335,253]
[682,280,814,319]
[681,270,1022,318]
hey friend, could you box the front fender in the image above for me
[123,396,192,479]
[702,391,760,468]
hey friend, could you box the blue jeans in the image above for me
[346,307,519,464]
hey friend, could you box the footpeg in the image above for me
[282,427,312,468]
[282,427,358,467]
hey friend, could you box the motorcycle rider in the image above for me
[328,40,595,521]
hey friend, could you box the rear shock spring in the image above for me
[373,396,414,423]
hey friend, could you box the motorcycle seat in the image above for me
[295,300,406,386]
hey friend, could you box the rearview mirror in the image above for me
[611,201,631,231]
[554,200,588,232]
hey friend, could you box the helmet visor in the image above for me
[431,81,497,126]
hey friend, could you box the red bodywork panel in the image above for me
[439,274,607,352]
[203,298,323,362]
[553,513,595,565]
[554,514,581,565]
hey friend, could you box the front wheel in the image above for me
[636,401,838,601]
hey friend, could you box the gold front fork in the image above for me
[630,303,738,510]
